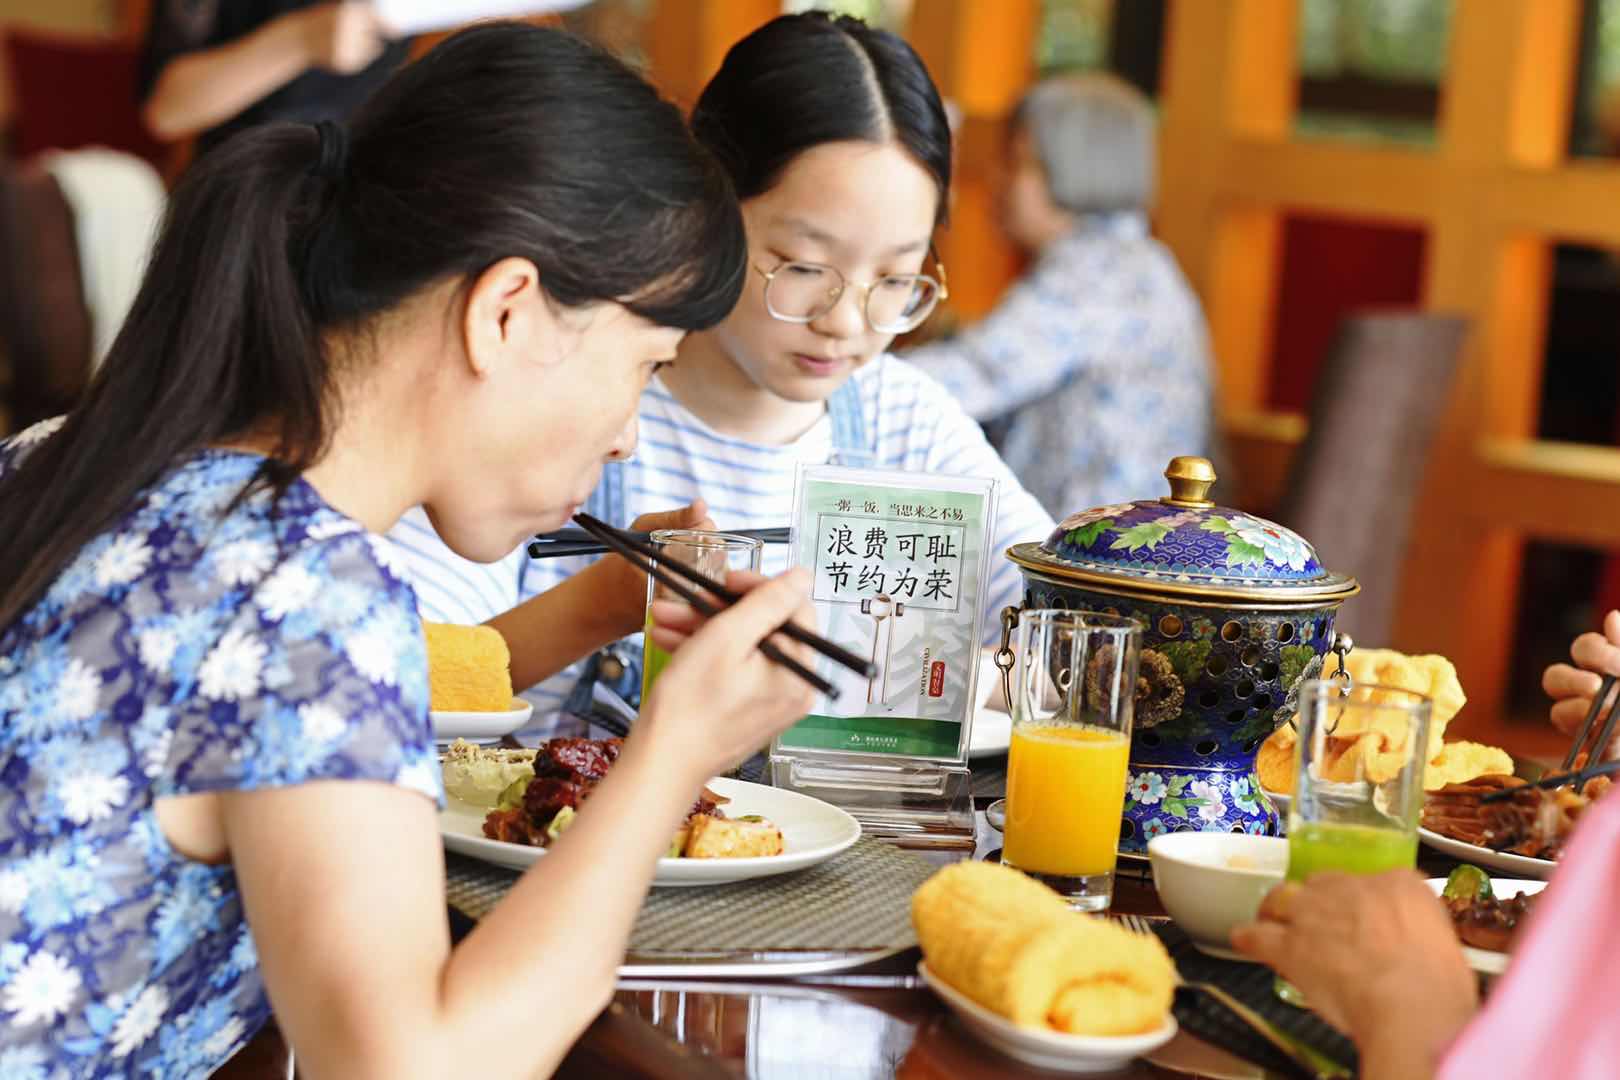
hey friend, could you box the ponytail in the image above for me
[0,125,333,632]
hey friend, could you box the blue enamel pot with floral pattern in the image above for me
[1003,457,1359,853]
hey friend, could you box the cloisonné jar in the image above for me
[1003,457,1359,852]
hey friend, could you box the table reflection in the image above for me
[617,981,930,1078]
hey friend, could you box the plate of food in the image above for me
[969,650,1011,759]
[970,703,1011,760]
[425,621,533,741]
[439,737,861,886]
[912,862,1179,1074]
[1419,768,1615,880]
[1258,647,1487,813]
[1250,645,1592,875]
[1427,866,1547,975]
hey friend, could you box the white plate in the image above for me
[440,777,861,886]
[919,962,1177,1073]
[970,651,1011,759]
[432,700,533,742]
[1424,877,1547,975]
[1417,827,1556,880]
[970,705,1011,760]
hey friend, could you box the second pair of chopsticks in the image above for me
[527,526,789,560]
[571,512,875,699]
[1482,673,1620,803]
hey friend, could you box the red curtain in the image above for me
[1265,212,1429,410]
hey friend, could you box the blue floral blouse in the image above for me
[0,418,441,1078]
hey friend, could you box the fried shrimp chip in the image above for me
[1260,647,1480,794]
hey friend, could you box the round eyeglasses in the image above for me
[754,254,949,335]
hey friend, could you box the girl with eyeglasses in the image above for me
[389,11,1054,737]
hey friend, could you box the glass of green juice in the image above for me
[1277,678,1432,1005]
[641,529,765,707]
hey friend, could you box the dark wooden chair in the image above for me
[0,160,92,433]
[1273,311,1470,647]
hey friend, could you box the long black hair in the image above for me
[691,11,952,223]
[0,23,745,634]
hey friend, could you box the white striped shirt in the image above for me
[386,354,1055,722]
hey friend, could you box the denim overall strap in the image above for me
[565,460,642,718]
[826,377,870,456]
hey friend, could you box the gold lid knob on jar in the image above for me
[1162,456,1217,509]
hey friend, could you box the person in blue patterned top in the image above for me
[906,73,1216,518]
[0,23,819,1079]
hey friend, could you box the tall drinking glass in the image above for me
[1002,610,1142,912]
[1277,679,1432,1004]
[641,530,765,703]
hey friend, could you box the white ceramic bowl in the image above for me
[1147,832,1288,960]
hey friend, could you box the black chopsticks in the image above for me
[528,526,790,560]
[571,512,876,698]
[1481,759,1620,801]
[1482,673,1619,803]
[1562,674,1618,773]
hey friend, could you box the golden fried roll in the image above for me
[423,621,514,712]
[911,862,1175,1035]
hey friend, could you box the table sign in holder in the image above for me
[770,465,997,847]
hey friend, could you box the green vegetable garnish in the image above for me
[545,805,577,842]
[1442,864,1493,903]
[495,777,529,812]
[737,815,767,823]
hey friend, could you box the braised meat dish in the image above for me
[1443,890,1537,953]
[1422,772,1611,860]
[480,737,783,858]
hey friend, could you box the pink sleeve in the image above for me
[1436,792,1620,1079]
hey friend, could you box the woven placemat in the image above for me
[1156,923,1359,1078]
[446,836,934,953]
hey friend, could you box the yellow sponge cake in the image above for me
[423,622,514,712]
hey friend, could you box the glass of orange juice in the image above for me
[1002,610,1142,911]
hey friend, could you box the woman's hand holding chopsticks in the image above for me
[641,568,820,776]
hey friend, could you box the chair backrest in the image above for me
[1,25,168,169]
[1274,311,1470,647]
[0,160,92,432]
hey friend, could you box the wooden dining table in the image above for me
[221,764,1395,1079]
[549,851,1272,1080]
[538,769,1303,1080]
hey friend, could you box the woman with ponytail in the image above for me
[0,23,817,1077]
